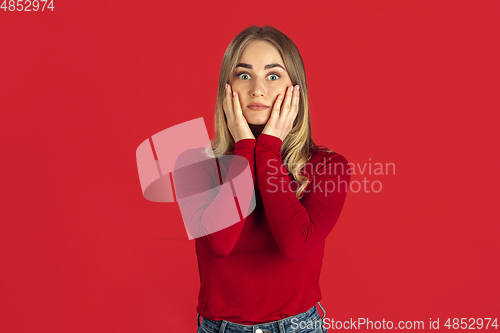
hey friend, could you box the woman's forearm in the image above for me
[255,133,351,259]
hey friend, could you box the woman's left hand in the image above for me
[262,85,300,141]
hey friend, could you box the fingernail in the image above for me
[288,86,293,93]
[296,85,300,92]
[225,84,228,90]
[233,91,236,97]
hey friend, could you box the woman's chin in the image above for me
[245,113,270,125]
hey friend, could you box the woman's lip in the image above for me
[247,106,270,111]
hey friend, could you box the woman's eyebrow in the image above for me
[236,63,286,70]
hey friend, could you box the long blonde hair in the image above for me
[207,25,333,199]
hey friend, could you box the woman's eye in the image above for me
[238,73,251,80]
[268,74,280,81]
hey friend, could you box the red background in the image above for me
[1,1,499,332]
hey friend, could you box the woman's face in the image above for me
[229,40,293,125]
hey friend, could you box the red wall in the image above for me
[1,1,499,332]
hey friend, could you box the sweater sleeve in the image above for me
[174,139,256,258]
[255,133,350,260]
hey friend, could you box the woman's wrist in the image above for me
[234,137,256,153]
[235,137,256,144]
[256,133,283,152]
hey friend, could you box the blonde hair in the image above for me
[207,25,333,199]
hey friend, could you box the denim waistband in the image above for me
[197,302,326,333]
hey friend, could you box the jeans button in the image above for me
[255,329,263,333]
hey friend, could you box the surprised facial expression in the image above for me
[229,40,293,125]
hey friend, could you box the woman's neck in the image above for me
[248,123,266,139]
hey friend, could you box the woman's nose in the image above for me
[251,90,264,97]
[250,80,265,97]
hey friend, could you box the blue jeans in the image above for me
[196,302,328,333]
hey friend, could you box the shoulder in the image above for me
[310,145,349,164]
[307,146,350,177]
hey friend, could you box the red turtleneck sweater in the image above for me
[175,132,350,324]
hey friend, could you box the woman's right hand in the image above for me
[223,83,255,143]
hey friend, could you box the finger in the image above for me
[269,93,284,124]
[232,90,244,118]
[286,86,300,131]
[281,85,294,117]
[288,85,300,120]
[223,83,234,121]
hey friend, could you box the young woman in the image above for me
[177,25,351,333]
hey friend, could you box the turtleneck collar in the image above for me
[248,123,266,139]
